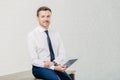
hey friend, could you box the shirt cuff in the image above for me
[49,65,55,70]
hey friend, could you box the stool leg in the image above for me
[69,74,75,80]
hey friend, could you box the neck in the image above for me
[41,26,49,29]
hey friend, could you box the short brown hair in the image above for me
[37,6,52,16]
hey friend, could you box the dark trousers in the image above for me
[32,66,72,80]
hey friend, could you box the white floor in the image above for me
[0,71,36,80]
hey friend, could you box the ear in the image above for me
[36,16,39,21]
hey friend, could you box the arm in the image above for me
[27,34,44,67]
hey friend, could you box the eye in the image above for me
[47,15,50,18]
[41,15,45,18]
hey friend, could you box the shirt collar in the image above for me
[37,25,51,33]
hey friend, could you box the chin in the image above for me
[45,25,49,28]
[43,26,49,29]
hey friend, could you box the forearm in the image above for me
[31,58,44,67]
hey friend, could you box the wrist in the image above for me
[50,65,55,70]
[53,61,58,66]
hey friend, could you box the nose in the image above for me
[45,17,49,21]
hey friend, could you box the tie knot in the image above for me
[45,30,48,35]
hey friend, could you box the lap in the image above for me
[32,66,71,80]
[32,66,59,80]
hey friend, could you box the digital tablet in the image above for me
[63,59,78,68]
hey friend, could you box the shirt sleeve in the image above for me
[54,33,66,64]
[49,65,55,70]
[27,34,44,67]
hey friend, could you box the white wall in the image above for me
[0,0,120,80]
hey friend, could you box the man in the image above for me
[27,6,71,80]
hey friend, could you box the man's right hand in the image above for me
[44,61,53,68]
[54,65,67,72]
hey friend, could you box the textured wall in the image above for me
[0,0,120,80]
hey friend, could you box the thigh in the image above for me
[55,71,72,80]
[32,66,59,80]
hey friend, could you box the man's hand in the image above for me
[44,61,53,68]
[54,65,67,72]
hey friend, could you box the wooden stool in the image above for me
[67,70,76,80]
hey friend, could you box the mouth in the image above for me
[44,21,50,25]
[43,21,50,25]
[44,20,49,23]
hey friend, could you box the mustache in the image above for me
[44,20,49,23]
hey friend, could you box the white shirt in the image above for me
[27,26,66,69]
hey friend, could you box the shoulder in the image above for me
[49,28,62,40]
[27,27,39,39]
[49,28,60,35]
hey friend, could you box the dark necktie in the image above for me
[45,30,55,61]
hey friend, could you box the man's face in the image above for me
[37,10,51,29]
